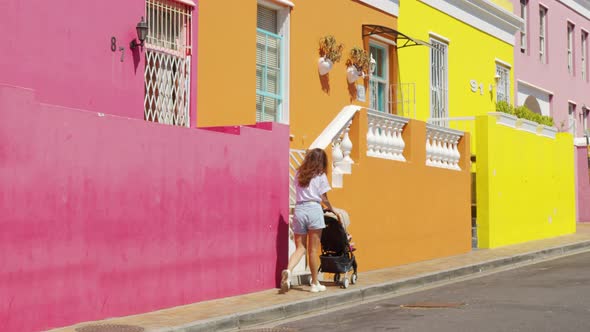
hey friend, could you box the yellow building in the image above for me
[398,0,523,123]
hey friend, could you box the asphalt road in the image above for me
[268,251,590,332]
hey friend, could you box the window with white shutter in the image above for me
[256,5,282,122]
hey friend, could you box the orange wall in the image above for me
[197,0,257,127]
[330,113,472,270]
[290,0,397,149]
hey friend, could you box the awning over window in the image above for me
[362,24,432,49]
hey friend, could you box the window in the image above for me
[568,23,575,74]
[496,64,510,103]
[520,0,528,52]
[369,43,389,113]
[569,103,576,135]
[256,5,282,122]
[144,0,193,127]
[583,107,588,135]
[582,31,588,81]
[540,6,547,63]
[430,39,448,121]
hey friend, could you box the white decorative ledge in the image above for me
[489,112,517,128]
[366,109,409,162]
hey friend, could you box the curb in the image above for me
[156,240,590,332]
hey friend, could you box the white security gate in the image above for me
[430,39,448,124]
[289,149,307,275]
[144,0,192,127]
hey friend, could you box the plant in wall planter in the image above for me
[318,35,343,76]
[346,47,369,84]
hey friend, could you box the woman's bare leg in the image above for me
[287,233,307,272]
[307,229,323,285]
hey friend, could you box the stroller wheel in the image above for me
[333,273,341,283]
[342,277,350,289]
[351,273,358,284]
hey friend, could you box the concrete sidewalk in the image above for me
[51,224,590,332]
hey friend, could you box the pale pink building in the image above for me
[511,0,590,222]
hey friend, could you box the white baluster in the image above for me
[441,133,450,169]
[340,123,353,174]
[426,130,434,166]
[434,133,443,167]
[332,140,344,172]
[452,135,461,170]
[367,117,376,157]
[385,120,395,160]
[375,120,385,158]
[397,122,406,161]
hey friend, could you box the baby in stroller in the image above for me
[319,208,358,288]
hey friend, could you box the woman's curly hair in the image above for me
[296,148,328,187]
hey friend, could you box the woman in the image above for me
[281,148,335,293]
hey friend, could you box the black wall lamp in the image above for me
[130,16,149,49]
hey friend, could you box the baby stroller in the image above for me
[319,210,358,288]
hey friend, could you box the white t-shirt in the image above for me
[295,173,331,204]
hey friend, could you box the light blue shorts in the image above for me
[293,202,325,235]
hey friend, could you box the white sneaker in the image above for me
[310,282,326,293]
[280,269,291,293]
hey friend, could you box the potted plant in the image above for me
[346,47,369,83]
[490,101,518,128]
[514,105,539,133]
[318,35,343,76]
[537,115,557,138]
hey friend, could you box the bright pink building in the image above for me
[511,0,590,222]
[0,0,289,331]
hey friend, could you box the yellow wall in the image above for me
[490,0,514,12]
[197,0,257,127]
[398,1,515,122]
[475,115,576,248]
[289,0,396,149]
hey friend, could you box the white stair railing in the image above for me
[425,124,463,170]
[366,109,409,161]
[310,105,362,188]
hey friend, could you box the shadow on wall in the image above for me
[275,214,289,287]
[319,73,330,94]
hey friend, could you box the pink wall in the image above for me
[0,0,197,124]
[0,85,290,331]
[576,146,590,221]
[511,0,590,133]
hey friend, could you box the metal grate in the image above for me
[76,324,144,332]
[430,39,448,125]
[495,64,510,103]
[144,0,192,127]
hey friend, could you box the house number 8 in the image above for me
[111,37,117,52]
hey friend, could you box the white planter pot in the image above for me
[516,118,538,134]
[347,66,364,84]
[489,112,517,128]
[537,125,558,139]
[318,57,333,76]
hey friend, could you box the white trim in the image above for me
[309,105,363,149]
[574,137,589,146]
[568,100,578,105]
[419,0,524,45]
[495,57,512,68]
[558,0,590,20]
[269,0,294,7]
[174,0,195,7]
[357,0,399,16]
[517,79,554,96]
[429,32,451,43]
[370,34,397,46]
